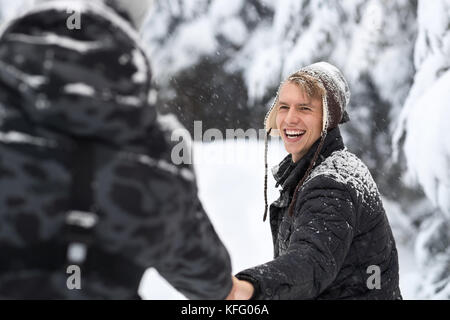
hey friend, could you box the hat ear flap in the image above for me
[340,110,350,123]
[322,93,329,133]
[264,97,281,137]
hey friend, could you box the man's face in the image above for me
[275,81,323,163]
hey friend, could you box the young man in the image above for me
[0,0,233,299]
[229,62,402,300]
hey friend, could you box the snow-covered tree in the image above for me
[393,0,450,299]
[143,0,423,227]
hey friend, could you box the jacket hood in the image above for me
[0,0,155,145]
[34,0,154,30]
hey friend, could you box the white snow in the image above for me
[144,0,248,81]
[64,83,96,97]
[0,60,47,88]
[115,95,141,107]
[402,70,450,218]
[305,148,380,201]
[0,131,56,147]
[4,33,104,53]
[107,0,154,30]
[414,216,450,299]
[21,0,147,54]
[217,17,247,47]
[131,49,147,84]
[142,0,417,128]
[150,16,217,80]
[209,0,243,20]
[120,152,195,183]
[393,0,450,219]
[0,0,34,22]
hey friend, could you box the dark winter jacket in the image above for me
[236,127,402,300]
[0,1,232,299]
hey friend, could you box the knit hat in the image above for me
[263,62,351,221]
[264,62,350,136]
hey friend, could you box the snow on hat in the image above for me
[35,0,153,29]
[264,61,350,136]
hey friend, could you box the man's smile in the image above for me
[283,128,306,142]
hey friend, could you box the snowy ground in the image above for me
[138,139,422,300]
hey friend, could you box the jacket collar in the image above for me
[272,127,345,196]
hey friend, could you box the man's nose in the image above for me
[284,107,299,125]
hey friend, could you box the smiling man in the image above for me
[229,62,402,300]
[276,80,324,163]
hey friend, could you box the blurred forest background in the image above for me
[1,0,449,299]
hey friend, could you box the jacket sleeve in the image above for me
[155,188,233,300]
[148,124,232,300]
[236,176,356,299]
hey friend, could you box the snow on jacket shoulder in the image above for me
[236,128,401,300]
[0,1,232,300]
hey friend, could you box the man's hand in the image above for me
[226,276,254,300]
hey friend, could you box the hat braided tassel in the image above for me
[263,128,272,222]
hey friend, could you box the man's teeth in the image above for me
[285,130,306,137]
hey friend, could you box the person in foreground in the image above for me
[228,62,402,300]
[0,0,233,299]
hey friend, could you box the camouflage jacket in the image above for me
[0,1,232,299]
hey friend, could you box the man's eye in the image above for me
[300,106,311,111]
[279,105,289,110]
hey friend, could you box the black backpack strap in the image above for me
[64,142,145,294]
[70,140,95,213]
[1,140,144,298]
[64,140,98,266]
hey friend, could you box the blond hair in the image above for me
[285,71,326,101]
